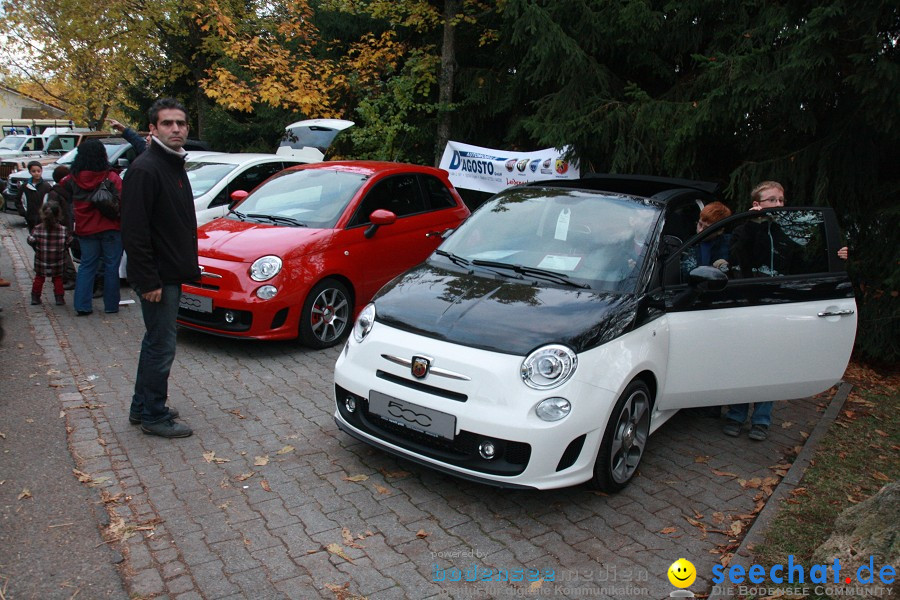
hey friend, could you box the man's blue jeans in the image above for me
[74,230,122,313]
[130,284,181,424]
[725,401,774,427]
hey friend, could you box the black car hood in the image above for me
[373,262,640,356]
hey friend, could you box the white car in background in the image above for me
[186,153,308,225]
[275,119,354,163]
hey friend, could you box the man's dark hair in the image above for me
[71,139,109,174]
[148,98,188,126]
[27,160,42,171]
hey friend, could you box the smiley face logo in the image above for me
[667,558,696,588]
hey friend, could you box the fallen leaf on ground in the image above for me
[531,578,545,590]
[226,409,245,419]
[740,477,763,489]
[374,484,390,495]
[712,512,725,524]
[342,528,365,549]
[324,582,366,600]
[254,455,269,466]
[694,455,710,463]
[73,469,93,483]
[276,445,295,455]
[872,471,890,482]
[100,491,124,504]
[712,469,738,478]
[684,516,705,531]
[379,468,410,479]
[342,474,368,482]
[107,515,160,542]
[660,526,677,534]
[416,529,429,538]
[260,480,272,492]
[781,421,793,428]
[730,521,743,535]
[235,472,255,481]
[325,543,354,563]
[202,451,230,464]
[18,488,32,500]
[875,429,889,437]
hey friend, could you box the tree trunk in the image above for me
[435,0,460,167]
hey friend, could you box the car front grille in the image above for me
[177,306,252,332]
[335,384,531,476]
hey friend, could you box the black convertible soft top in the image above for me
[525,173,720,201]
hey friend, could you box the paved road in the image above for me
[0,210,835,599]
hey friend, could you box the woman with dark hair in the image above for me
[64,139,123,315]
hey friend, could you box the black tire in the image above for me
[589,379,652,493]
[298,278,352,349]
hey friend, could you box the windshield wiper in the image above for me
[470,260,590,289]
[434,249,471,268]
[228,209,246,221]
[246,213,307,227]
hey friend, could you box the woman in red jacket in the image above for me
[65,139,123,315]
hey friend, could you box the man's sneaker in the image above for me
[140,418,192,438]
[130,407,179,425]
[722,420,742,437]
[748,424,769,441]
[55,295,65,305]
[31,293,42,305]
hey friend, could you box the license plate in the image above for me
[179,291,213,313]
[368,391,456,440]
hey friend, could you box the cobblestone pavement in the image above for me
[0,211,838,599]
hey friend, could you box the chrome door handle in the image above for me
[817,309,855,317]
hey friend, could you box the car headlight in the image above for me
[521,344,577,390]
[250,255,282,281]
[535,397,571,421]
[353,303,376,343]
[256,285,277,300]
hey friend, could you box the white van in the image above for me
[275,118,354,163]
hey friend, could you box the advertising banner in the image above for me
[438,141,579,194]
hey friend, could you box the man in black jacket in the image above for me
[121,98,199,438]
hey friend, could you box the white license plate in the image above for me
[179,292,213,313]
[368,391,456,440]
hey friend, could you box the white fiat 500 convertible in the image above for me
[333,175,857,491]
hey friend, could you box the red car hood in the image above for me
[197,219,333,262]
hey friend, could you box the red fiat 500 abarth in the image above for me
[176,161,470,348]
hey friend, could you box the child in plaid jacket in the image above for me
[27,202,72,306]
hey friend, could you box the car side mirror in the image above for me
[364,209,396,239]
[688,266,728,292]
[229,189,249,209]
[116,158,130,168]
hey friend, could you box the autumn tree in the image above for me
[0,0,160,125]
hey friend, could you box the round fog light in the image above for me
[224,311,235,324]
[344,396,357,413]
[535,397,571,422]
[478,440,496,460]
[256,285,278,300]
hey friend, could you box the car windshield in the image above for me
[0,136,26,151]
[230,167,367,229]
[186,161,238,198]
[438,187,661,292]
[56,142,128,166]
